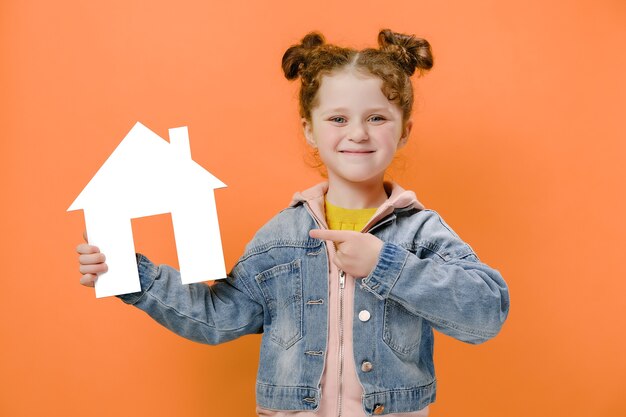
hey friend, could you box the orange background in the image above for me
[1,1,625,416]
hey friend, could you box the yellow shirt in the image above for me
[324,199,378,232]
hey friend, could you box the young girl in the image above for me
[77,29,509,416]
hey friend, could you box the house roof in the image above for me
[68,122,226,216]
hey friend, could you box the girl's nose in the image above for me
[348,122,368,142]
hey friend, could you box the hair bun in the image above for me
[301,32,325,49]
[282,32,326,80]
[378,29,433,76]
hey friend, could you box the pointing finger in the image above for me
[309,229,358,243]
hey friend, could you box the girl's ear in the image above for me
[302,118,317,148]
[398,119,413,149]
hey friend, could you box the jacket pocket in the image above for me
[255,259,303,349]
[383,298,423,355]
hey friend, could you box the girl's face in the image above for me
[302,69,411,188]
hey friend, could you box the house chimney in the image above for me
[169,126,191,159]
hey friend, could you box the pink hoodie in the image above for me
[257,182,430,417]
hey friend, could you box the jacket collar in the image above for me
[290,181,425,231]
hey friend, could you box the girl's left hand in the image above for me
[309,229,383,278]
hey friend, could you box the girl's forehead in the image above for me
[319,69,382,90]
[315,70,397,113]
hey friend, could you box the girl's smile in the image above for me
[339,148,375,155]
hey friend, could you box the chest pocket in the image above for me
[383,298,423,355]
[255,259,304,349]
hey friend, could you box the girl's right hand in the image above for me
[76,231,108,287]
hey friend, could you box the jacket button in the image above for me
[361,361,373,372]
[373,404,385,414]
[358,310,371,322]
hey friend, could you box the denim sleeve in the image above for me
[117,254,264,345]
[360,217,510,345]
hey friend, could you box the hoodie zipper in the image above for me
[304,202,347,417]
[338,269,345,417]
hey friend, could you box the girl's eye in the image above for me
[368,115,386,122]
[330,116,347,123]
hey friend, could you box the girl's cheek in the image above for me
[318,126,341,140]
[376,125,401,141]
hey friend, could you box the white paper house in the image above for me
[68,122,227,298]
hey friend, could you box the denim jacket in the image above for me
[118,182,509,415]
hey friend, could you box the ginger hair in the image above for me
[281,29,434,127]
